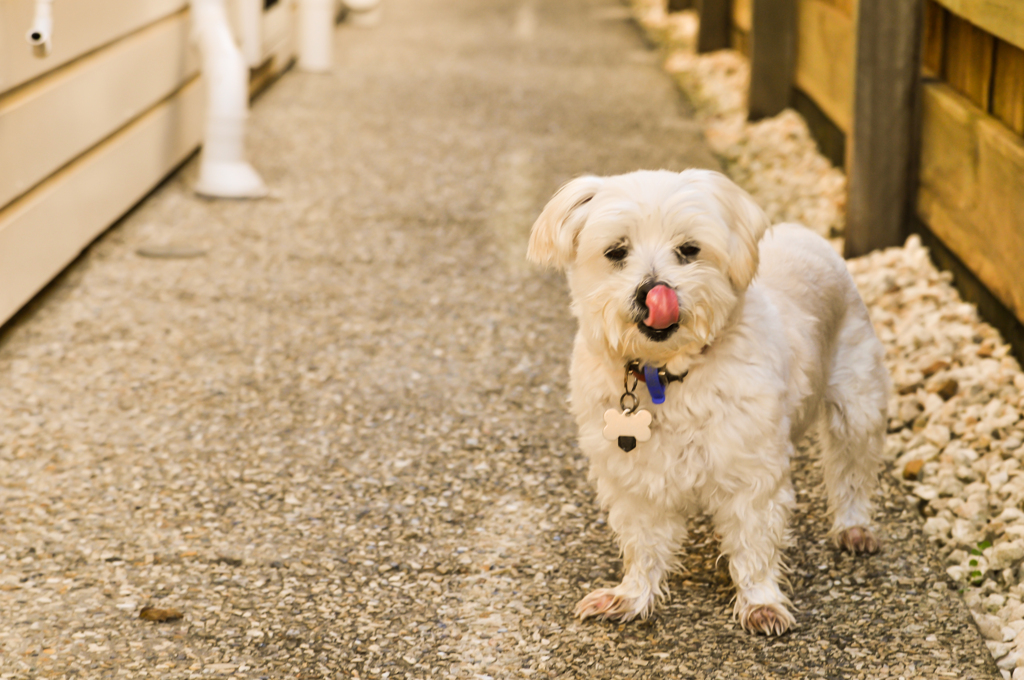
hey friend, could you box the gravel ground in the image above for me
[856,241,1024,679]
[0,0,1002,678]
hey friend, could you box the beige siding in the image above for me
[0,10,200,208]
[0,0,186,94]
[0,0,297,326]
[0,77,204,324]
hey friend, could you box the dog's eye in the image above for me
[604,246,629,263]
[676,244,701,261]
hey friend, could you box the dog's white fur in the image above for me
[527,169,888,635]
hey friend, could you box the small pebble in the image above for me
[904,459,926,480]
[139,606,184,623]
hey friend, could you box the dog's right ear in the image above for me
[527,176,604,270]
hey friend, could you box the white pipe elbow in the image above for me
[27,0,54,58]
[191,0,267,199]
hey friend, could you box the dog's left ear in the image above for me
[527,176,604,270]
[711,173,770,290]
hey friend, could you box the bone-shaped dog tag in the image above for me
[603,408,652,452]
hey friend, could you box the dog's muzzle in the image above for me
[634,281,680,341]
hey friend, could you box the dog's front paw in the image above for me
[738,602,795,636]
[835,526,879,554]
[575,586,655,622]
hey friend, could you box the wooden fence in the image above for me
[684,0,1024,348]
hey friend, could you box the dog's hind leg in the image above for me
[821,314,889,554]
[575,493,685,622]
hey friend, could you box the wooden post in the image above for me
[844,0,923,257]
[697,0,732,53]
[747,0,797,120]
[668,0,695,11]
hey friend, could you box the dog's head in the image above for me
[527,169,769,362]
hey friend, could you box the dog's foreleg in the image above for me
[575,493,683,622]
[712,476,796,636]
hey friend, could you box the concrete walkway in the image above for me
[0,0,999,678]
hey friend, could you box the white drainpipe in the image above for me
[191,0,268,198]
[27,0,54,58]
[344,0,382,27]
[298,0,335,72]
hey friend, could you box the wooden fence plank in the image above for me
[916,82,1024,321]
[817,0,856,16]
[944,13,995,110]
[731,0,751,54]
[932,0,1024,52]
[992,40,1024,136]
[697,0,733,53]
[794,0,856,133]
[748,0,797,120]
[922,0,946,78]
[844,0,923,256]
[732,0,751,31]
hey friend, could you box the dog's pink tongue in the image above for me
[644,285,679,329]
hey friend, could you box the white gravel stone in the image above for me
[1001,651,1021,670]
[924,516,952,540]
[992,543,1024,572]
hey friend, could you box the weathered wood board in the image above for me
[992,40,1024,136]
[932,0,1024,52]
[917,82,1024,321]
[795,0,856,133]
[922,0,946,77]
[816,0,856,16]
[732,0,752,55]
[733,0,752,31]
[943,12,995,110]
[844,0,920,257]
[748,0,798,119]
[698,0,732,53]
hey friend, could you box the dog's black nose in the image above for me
[634,279,680,341]
[634,280,662,312]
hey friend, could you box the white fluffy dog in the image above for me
[527,169,889,635]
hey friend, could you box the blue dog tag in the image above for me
[643,364,665,404]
